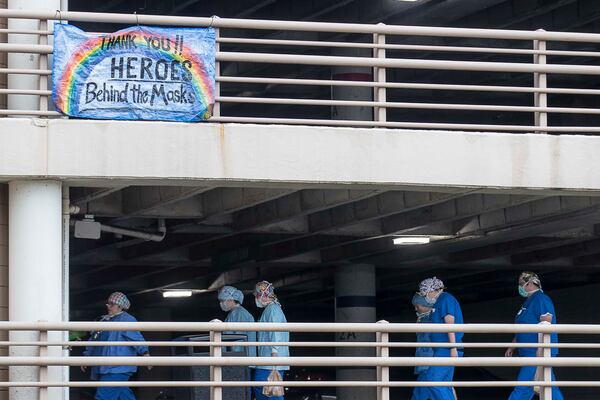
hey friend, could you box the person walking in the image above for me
[505,272,564,400]
[82,292,150,400]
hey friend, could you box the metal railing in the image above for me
[1,321,600,400]
[3,9,600,132]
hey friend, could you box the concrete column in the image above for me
[9,180,63,400]
[335,264,377,400]
[331,47,373,121]
[0,185,8,400]
[7,0,60,113]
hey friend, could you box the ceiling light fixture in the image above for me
[162,290,193,298]
[393,236,431,245]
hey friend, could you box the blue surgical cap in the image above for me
[218,286,244,304]
[412,293,432,308]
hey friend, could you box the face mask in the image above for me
[220,301,232,312]
[416,310,432,319]
[424,292,438,306]
[255,299,266,308]
[518,285,529,298]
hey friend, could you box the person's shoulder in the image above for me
[118,312,137,322]
[532,291,553,304]
[441,292,459,304]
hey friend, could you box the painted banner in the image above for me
[52,24,215,122]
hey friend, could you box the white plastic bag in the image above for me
[262,369,284,397]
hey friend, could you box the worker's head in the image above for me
[106,292,130,315]
[418,277,445,306]
[217,286,244,312]
[254,280,277,308]
[411,293,433,317]
[518,271,541,297]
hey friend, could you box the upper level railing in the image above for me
[1,321,600,400]
[3,9,600,133]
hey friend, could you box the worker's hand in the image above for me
[450,348,459,358]
[143,352,153,370]
[80,366,87,373]
[505,348,514,358]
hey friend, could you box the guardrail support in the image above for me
[373,24,386,123]
[376,320,390,400]
[541,332,553,400]
[38,329,48,400]
[534,30,547,134]
[212,21,220,119]
[37,19,48,113]
[209,320,222,400]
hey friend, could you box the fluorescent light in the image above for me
[393,236,431,245]
[162,290,193,298]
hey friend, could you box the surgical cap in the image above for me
[412,293,433,308]
[254,280,276,298]
[107,292,130,310]
[520,271,542,288]
[218,286,244,304]
[418,277,445,295]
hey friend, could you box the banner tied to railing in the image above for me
[52,24,216,122]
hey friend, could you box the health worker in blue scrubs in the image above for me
[505,272,564,400]
[412,277,463,400]
[253,281,289,400]
[82,292,151,400]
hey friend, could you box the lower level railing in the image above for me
[1,321,600,400]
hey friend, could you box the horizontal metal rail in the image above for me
[0,381,597,388]
[3,340,595,349]
[217,76,600,95]
[4,9,600,42]
[3,356,600,367]
[2,321,600,333]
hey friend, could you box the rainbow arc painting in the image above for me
[52,24,215,122]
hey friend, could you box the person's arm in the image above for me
[444,314,458,357]
[540,313,553,323]
[505,337,516,357]
[123,329,149,355]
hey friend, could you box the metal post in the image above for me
[37,19,47,112]
[533,30,547,134]
[540,332,553,400]
[373,24,386,123]
[209,320,222,400]
[38,329,48,400]
[376,320,389,400]
[212,23,220,119]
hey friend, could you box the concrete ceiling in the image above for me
[69,184,600,318]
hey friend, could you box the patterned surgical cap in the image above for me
[520,271,542,288]
[418,277,445,295]
[254,280,276,298]
[107,292,130,310]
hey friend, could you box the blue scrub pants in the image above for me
[508,363,564,400]
[95,373,136,400]
[412,349,459,400]
[253,368,285,400]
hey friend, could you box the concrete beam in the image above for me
[369,199,600,266]
[4,119,600,192]
[320,193,539,262]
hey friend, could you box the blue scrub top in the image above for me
[84,312,149,379]
[225,305,257,357]
[514,290,559,356]
[256,302,290,371]
[429,292,464,354]
[415,313,434,375]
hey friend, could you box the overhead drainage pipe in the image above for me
[100,223,166,242]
